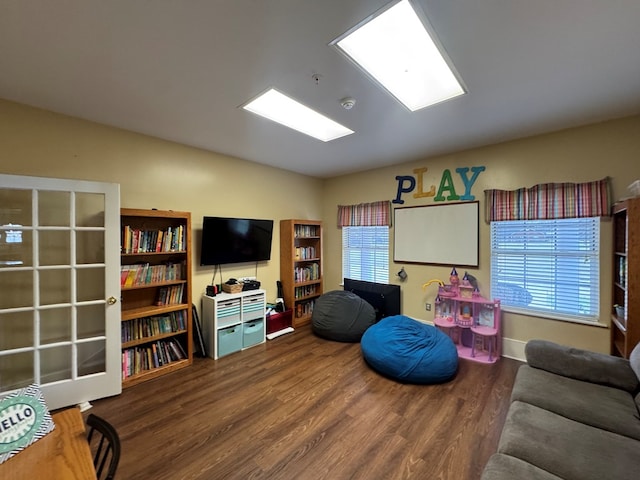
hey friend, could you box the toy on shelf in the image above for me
[423,269,501,364]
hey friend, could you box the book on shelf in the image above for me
[121,311,187,343]
[121,224,186,254]
[295,300,315,318]
[294,263,320,282]
[168,340,186,360]
[122,337,188,379]
[294,246,316,260]
[120,261,185,287]
[154,284,185,306]
[294,224,318,238]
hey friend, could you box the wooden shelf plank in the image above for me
[122,359,191,388]
[122,329,189,349]
[121,303,190,322]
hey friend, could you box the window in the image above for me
[490,217,600,323]
[342,226,389,283]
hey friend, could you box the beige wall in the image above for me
[0,99,323,306]
[322,115,640,355]
[3,97,639,357]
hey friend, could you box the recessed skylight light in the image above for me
[242,89,354,142]
[332,0,465,112]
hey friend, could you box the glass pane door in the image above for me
[0,174,121,410]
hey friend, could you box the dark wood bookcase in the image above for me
[611,198,640,358]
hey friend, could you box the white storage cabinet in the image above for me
[202,290,266,359]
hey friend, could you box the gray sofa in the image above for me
[482,339,640,480]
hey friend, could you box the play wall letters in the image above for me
[393,166,486,204]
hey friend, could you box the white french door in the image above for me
[0,174,121,410]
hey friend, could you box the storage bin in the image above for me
[217,325,242,357]
[267,309,293,334]
[243,319,265,348]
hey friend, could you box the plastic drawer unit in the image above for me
[243,319,265,348]
[243,294,265,322]
[217,325,242,357]
[216,298,241,328]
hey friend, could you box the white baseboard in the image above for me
[501,337,527,362]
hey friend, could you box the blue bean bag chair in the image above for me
[361,315,458,384]
[312,290,376,342]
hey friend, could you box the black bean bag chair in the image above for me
[311,290,376,342]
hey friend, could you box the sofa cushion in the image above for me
[525,340,639,392]
[511,365,640,440]
[481,454,562,480]
[498,401,640,480]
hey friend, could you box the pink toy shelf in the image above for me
[432,269,501,364]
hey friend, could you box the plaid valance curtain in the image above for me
[484,177,611,222]
[337,200,392,227]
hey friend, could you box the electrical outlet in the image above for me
[425,302,431,311]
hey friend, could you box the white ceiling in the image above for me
[1,1,639,178]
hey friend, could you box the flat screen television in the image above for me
[343,278,401,322]
[200,216,274,266]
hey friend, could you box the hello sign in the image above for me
[0,385,55,464]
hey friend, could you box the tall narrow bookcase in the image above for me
[280,220,323,327]
[120,208,193,387]
[611,198,640,358]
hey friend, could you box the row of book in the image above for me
[295,299,315,318]
[121,225,186,254]
[121,310,188,343]
[294,284,317,299]
[120,261,185,287]
[155,284,185,306]
[294,246,317,260]
[294,263,320,283]
[618,256,627,287]
[122,339,187,379]
[294,225,319,238]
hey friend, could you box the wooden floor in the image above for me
[89,325,522,480]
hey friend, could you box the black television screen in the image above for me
[200,216,274,266]
[343,278,401,322]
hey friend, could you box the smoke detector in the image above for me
[340,97,356,110]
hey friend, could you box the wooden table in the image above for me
[0,407,96,479]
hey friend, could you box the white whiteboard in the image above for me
[394,202,479,266]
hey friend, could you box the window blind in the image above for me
[342,226,389,283]
[490,217,599,322]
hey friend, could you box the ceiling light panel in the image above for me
[332,0,465,112]
[243,89,354,142]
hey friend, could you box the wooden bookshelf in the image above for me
[280,220,323,327]
[611,198,640,358]
[120,208,193,387]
